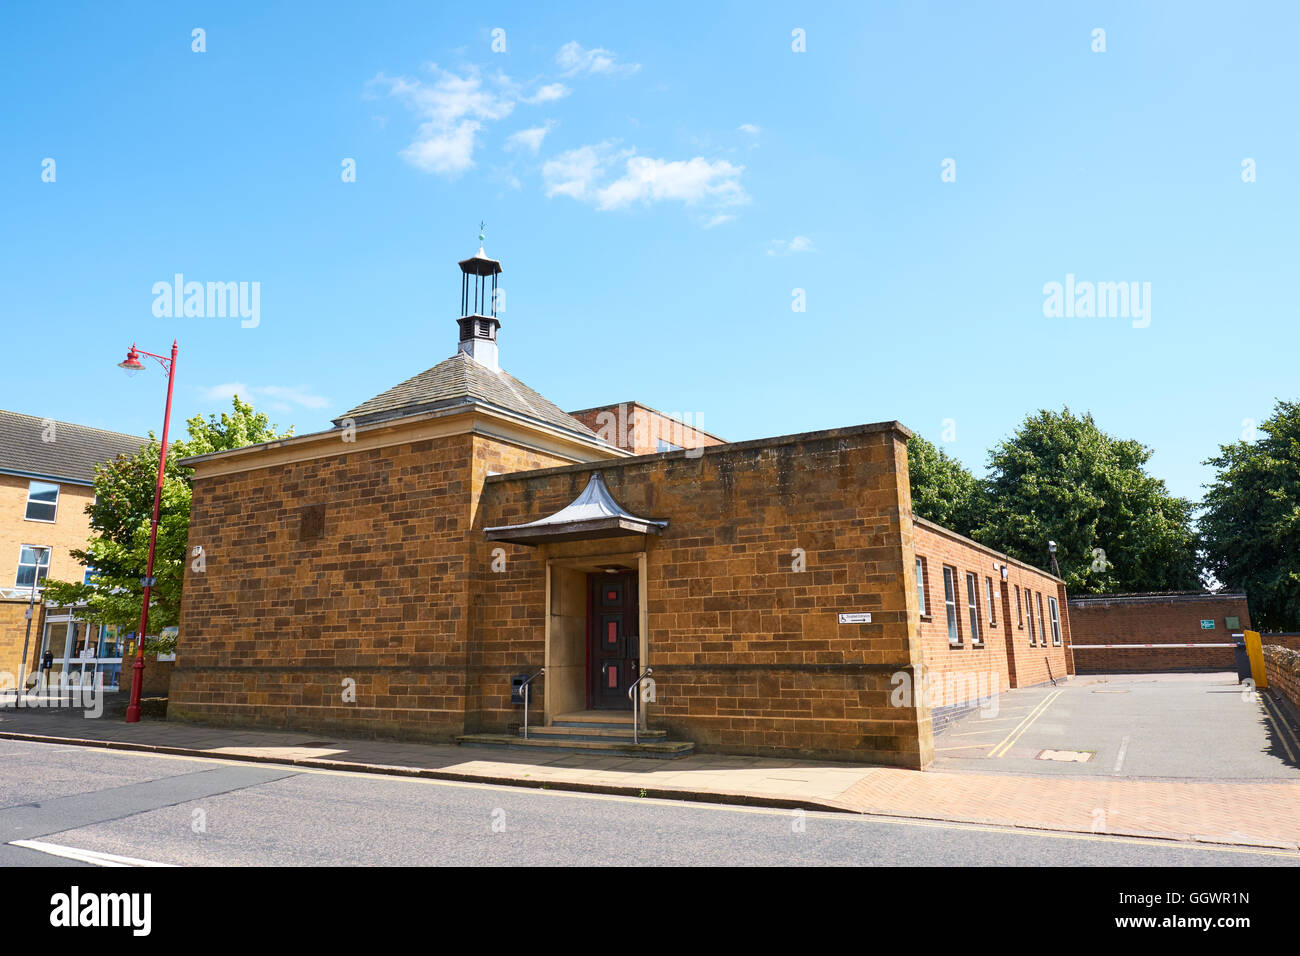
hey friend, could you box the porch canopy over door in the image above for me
[484,471,667,545]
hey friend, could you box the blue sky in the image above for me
[2,1,1295,505]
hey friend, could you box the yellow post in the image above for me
[1244,629,1269,689]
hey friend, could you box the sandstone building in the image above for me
[171,245,1074,767]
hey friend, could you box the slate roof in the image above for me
[335,352,603,441]
[0,410,147,485]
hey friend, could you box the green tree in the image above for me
[42,397,292,634]
[1200,399,1300,631]
[972,408,1200,593]
[907,434,985,535]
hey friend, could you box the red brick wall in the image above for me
[1069,593,1251,673]
[911,521,1070,709]
[1261,634,1300,651]
[568,402,724,455]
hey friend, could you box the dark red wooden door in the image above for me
[589,572,638,710]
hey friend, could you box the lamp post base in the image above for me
[125,655,145,723]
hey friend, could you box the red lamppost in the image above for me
[117,340,178,723]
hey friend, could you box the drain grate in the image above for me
[1036,749,1094,762]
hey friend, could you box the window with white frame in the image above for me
[1048,596,1062,645]
[1026,590,1036,645]
[1036,591,1047,643]
[942,566,960,645]
[1015,585,1023,627]
[965,571,981,645]
[16,545,51,588]
[985,577,996,625]
[25,481,59,522]
[915,557,928,616]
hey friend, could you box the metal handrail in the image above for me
[519,668,544,739]
[627,666,654,744]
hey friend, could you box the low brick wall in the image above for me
[1263,644,1300,710]
[1069,592,1250,673]
[1262,633,1300,652]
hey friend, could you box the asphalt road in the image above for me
[0,740,1294,866]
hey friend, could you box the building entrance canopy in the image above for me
[484,472,667,546]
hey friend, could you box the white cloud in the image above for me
[766,236,816,256]
[505,122,554,155]
[556,41,640,77]
[373,66,516,176]
[702,214,736,229]
[597,156,746,210]
[524,82,570,104]
[202,383,330,414]
[737,123,761,135]
[544,143,748,216]
[542,142,626,200]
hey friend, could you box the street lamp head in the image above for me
[1048,540,1057,554]
[118,346,146,376]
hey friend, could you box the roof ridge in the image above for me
[0,409,148,443]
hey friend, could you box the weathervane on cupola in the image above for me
[456,222,503,371]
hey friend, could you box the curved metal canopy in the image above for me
[485,472,667,546]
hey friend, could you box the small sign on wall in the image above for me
[838,612,872,624]
[1200,620,1215,630]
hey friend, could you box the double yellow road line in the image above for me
[988,689,1063,758]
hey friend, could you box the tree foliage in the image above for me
[41,397,292,633]
[906,434,985,536]
[971,408,1200,594]
[1200,399,1300,631]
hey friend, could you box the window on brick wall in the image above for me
[965,571,982,645]
[942,566,960,645]
[16,545,51,589]
[25,481,59,522]
[915,557,928,617]
[985,577,997,625]
[1037,592,1048,645]
[1015,585,1023,627]
[1048,596,1062,646]
[1026,591,1037,645]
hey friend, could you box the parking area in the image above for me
[933,672,1300,781]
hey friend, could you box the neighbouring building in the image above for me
[1068,591,1252,673]
[0,410,146,689]
[170,245,1074,768]
[568,401,725,456]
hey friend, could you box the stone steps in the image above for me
[454,733,694,758]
